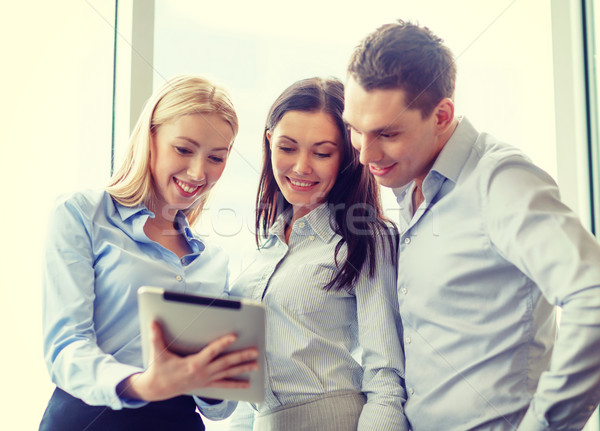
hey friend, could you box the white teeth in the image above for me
[289,179,315,187]
[175,179,200,193]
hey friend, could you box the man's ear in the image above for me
[433,98,455,134]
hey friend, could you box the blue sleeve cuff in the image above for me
[193,397,238,420]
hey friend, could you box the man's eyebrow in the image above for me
[373,126,397,135]
[342,122,396,135]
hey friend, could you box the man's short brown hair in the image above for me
[348,20,456,118]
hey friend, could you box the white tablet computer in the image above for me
[137,286,265,403]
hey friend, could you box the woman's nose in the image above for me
[293,153,312,175]
[187,157,205,181]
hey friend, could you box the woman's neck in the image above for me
[144,209,192,258]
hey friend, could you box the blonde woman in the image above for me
[40,75,258,431]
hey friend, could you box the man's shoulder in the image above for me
[463,132,534,183]
[451,117,532,171]
[475,133,530,164]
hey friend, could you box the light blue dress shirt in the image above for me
[42,189,236,418]
[394,117,600,430]
[228,203,408,430]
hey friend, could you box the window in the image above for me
[1,1,115,429]
[149,0,558,285]
[584,0,600,237]
[583,0,600,424]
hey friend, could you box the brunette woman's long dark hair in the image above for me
[256,77,397,292]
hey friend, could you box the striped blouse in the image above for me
[228,203,408,430]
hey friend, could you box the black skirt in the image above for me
[39,387,205,431]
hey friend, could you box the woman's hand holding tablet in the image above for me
[131,286,266,403]
[118,320,259,402]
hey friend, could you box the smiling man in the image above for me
[343,20,600,431]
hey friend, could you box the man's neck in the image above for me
[411,182,424,216]
[409,117,460,216]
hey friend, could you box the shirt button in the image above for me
[401,287,408,295]
[408,387,415,395]
[404,237,411,244]
[176,275,182,281]
[298,221,306,228]
[405,336,411,344]
[309,235,315,241]
[588,405,596,411]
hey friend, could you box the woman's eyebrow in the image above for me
[277,135,298,143]
[314,141,338,147]
[177,136,228,151]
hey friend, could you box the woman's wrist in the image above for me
[117,373,148,401]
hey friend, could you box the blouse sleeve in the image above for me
[355,228,410,431]
[42,195,144,409]
[220,400,255,430]
[192,397,238,421]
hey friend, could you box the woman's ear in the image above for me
[266,129,273,148]
[148,133,156,161]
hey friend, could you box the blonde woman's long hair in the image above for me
[107,75,238,225]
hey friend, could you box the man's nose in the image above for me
[358,134,382,165]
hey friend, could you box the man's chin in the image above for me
[373,176,404,189]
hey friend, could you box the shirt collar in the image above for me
[269,210,289,241]
[268,203,337,243]
[113,199,205,254]
[392,116,479,202]
[174,211,206,254]
[304,203,337,242]
[114,200,152,221]
[429,116,479,184]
